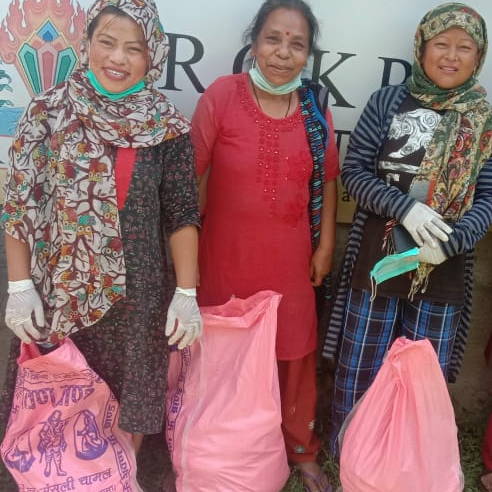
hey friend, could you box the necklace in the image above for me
[251,81,293,118]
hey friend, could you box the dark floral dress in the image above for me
[0,134,200,491]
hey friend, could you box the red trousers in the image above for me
[483,413,492,470]
[277,351,320,463]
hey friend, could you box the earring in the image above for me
[251,56,257,69]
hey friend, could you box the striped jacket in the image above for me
[322,84,492,382]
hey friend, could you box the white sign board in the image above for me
[1,0,491,219]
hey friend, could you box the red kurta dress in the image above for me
[192,73,339,360]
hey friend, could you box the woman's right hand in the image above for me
[5,279,45,343]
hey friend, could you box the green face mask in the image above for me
[369,247,420,300]
[249,63,302,95]
[86,70,145,101]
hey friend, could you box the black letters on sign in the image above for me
[233,45,251,74]
[379,57,412,87]
[161,33,205,93]
[161,33,412,111]
[311,51,356,108]
[334,129,352,151]
[233,46,357,109]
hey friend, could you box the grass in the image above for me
[459,418,487,492]
[281,418,487,491]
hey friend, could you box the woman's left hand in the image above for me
[310,247,334,287]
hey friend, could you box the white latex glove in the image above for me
[5,279,45,344]
[401,202,453,248]
[165,287,202,350]
[418,243,447,265]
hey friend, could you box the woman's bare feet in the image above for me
[297,461,332,492]
[481,471,492,491]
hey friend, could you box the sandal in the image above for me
[298,467,332,492]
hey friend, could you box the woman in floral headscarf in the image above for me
[0,0,200,488]
[323,2,492,454]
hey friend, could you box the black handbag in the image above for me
[391,224,419,253]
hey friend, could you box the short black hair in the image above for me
[87,5,134,40]
[244,0,320,54]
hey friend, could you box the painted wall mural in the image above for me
[0,0,85,142]
[0,70,13,107]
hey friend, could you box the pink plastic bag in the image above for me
[1,339,141,492]
[166,290,290,492]
[340,337,463,492]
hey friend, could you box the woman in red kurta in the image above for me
[192,1,339,489]
[194,72,338,359]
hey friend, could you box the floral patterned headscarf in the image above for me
[1,0,190,338]
[404,3,492,297]
[71,0,190,146]
[407,2,488,109]
[82,0,169,85]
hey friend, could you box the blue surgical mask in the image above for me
[370,247,420,300]
[86,70,145,101]
[249,62,302,95]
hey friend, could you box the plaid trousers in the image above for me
[330,287,462,455]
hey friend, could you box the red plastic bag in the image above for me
[166,290,290,492]
[1,339,141,491]
[340,337,463,492]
